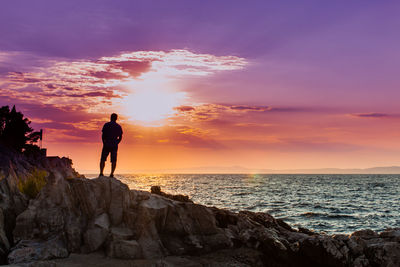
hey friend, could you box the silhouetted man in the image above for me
[100,113,123,177]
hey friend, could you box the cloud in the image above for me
[173,103,319,123]
[174,105,195,112]
[100,50,247,75]
[230,105,270,111]
[0,49,246,115]
[106,61,151,77]
[88,71,126,80]
[68,91,121,98]
[350,113,390,118]
[0,49,248,143]
[18,102,104,124]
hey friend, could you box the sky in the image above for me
[1,0,400,173]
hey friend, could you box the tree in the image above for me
[0,105,41,153]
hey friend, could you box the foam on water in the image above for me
[86,174,400,234]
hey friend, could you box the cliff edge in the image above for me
[0,147,399,266]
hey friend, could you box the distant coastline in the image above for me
[81,166,400,175]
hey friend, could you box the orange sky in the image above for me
[42,106,400,173]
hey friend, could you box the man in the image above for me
[100,113,123,177]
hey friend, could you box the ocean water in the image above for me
[87,174,400,234]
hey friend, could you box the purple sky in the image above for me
[2,1,400,104]
[1,1,400,172]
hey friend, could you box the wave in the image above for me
[301,212,356,219]
[232,192,250,196]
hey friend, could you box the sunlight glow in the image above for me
[120,70,188,125]
[124,89,186,124]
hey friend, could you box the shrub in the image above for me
[17,168,48,198]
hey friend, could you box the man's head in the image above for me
[110,113,118,122]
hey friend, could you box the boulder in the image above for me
[379,228,400,240]
[109,227,134,241]
[151,185,192,203]
[0,209,10,252]
[7,236,68,264]
[64,216,84,253]
[94,213,110,230]
[351,229,379,239]
[365,241,400,266]
[83,227,108,252]
[107,240,142,259]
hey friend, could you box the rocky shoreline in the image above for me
[0,148,399,266]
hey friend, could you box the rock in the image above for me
[150,186,162,195]
[298,227,316,235]
[351,229,379,239]
[12,207,37,243]
[83,227,108,252]
[7,236,68,264]
[107,240,142,259]
[52,248,264,266]
[94,213,110,230]
[297,235,348,267]
[156,256,202,267]
[379,228,400,240]
[151,186,192,203]
[347,235,366,256]
[239,211,277,228]
[0,208,10,261]
[64,216,83,253]
[0,162,29,244]
[275,218,294,231]
[137,229,166,259]
[109,227,134,241]
[211,207,238,228]
[8,260,58,266]
[365,241,400,267]
[353,255,370,267]
[5,260,57,266]
[108,179,131,226]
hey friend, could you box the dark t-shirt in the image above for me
[102,121,123,147]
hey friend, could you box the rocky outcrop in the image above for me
[151,185,193,203]
[0,145,81,264]
[0,148,399,266]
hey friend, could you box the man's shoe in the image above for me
[109,174,114,178]
[99,173,104,177]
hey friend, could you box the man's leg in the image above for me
[100,161,105,176]
[110,149,117,177]
[110,161,116,177]
[100,146,108,176]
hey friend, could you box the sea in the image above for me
[86,174,400,234]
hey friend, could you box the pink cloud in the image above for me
[350,113,390,118]
[174,105,195,112]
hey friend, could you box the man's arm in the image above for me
[102,124,106,144]
[117,126,123,144]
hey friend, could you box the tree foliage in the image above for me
[0,105,41,153]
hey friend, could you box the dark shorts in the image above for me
[101,145,118,163]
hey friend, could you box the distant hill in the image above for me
[91,165,400,174]
[266,166,400,174]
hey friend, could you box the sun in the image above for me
[121,88,186,125]
[118,65,189,125]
